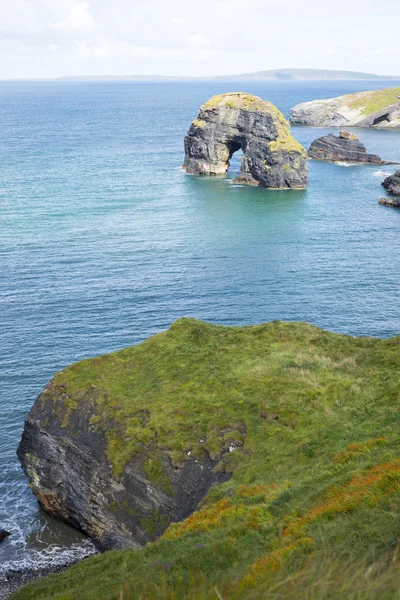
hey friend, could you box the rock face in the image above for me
[382,171,400,196]
[0,529,11,543]
[18,401,230,552]
[290,87,400,128]
[17,320,243,551]
[183,92,308,189]
[308,131,392,164]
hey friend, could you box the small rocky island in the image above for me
[290,86,400,128]
[379,171,400,207]
[183,92,308,189]
[308,130,395,164]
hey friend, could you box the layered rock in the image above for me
[183,92,308,189]
[17,320,246,551]
[308,131,393,164]
[290,87,400,128]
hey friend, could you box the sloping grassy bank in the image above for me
[13,319,400,599]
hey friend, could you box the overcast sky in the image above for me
[1,0,399,79]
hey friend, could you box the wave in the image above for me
[0,540,97,576]
[373,170,392,177]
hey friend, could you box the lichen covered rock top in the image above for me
[183,92,308,189]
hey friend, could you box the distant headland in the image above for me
[57,69,400,82]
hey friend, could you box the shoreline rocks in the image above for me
[183,92,308,189]
[379,197,400,208]
[379,171,400,207]
[308,131,395,164]
[290,86,400,128]
[382,171,400,196]
[0,530,10,544]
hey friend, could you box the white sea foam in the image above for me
[373,170,392,177]
[334,162,360,167]
[0,540,97,575]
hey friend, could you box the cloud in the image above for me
[172,17,185,25]
[368,48,390,56]
[74,41,151,59]
[50,1,96,33]
[188,32,210,48]
[323,47,340,56]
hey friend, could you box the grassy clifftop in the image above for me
[348,87,400,115]
[14,319,400,599]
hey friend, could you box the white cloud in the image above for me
[73,41,158,59]
[368,48,390,56]
[323,47,340,56]
[50,1,96,33]
[188,32,210,48]
[0,0,400,78]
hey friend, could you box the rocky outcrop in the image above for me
[17,320,246,551]
[378,172,400,207]
[183,92,308,189]
[382,171,400,196]
[308,131,394,164]
[379,197,400,208]
[290,87,400,128]
[17,399,231,551]
[0,530,10,543]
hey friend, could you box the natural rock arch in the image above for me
[183,92,308,189]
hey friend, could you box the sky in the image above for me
[1,0,399,79]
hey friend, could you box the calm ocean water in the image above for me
[1,80,400,572]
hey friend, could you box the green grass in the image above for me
[348,87,400,115]
[13,319,400,599]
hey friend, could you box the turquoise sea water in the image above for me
[1,80,400,572]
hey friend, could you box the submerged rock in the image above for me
[382,171,400,196]
[0,529,11,543]
[290,87,400,128]
[308,131,393,164]
[183,92,308,189]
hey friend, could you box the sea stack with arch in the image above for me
[183,92,308,189]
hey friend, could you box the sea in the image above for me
[1,79,400,574]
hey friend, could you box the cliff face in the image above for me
[290,87,400,128]
[17,321,241,550]
[308,131,391,164]
[183,92,308,189]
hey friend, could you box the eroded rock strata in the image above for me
[308,130,391,164]
[290,87,400,128]
[183,92,308,189]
